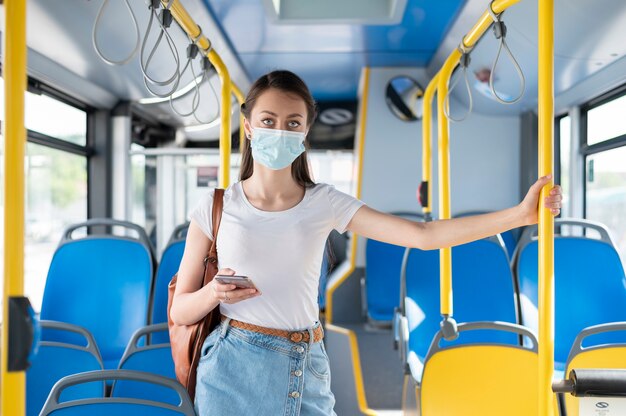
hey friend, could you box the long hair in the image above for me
[239,70,317,188]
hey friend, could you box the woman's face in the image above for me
[244,88,308,137]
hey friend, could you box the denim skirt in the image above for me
[194,317,337,416]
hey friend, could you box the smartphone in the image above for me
[214,274,258,290]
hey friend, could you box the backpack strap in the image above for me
[203,188,224,285]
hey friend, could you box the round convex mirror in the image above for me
[385,76,424,121]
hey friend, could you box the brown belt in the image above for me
[221,315,324,343]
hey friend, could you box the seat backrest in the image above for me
[152,240,186,326]
[563,323,626,416]
[27,321,104,416]
[40,219,154,370]
[113,323,178,405]
[515,219,626,366]
[40,370,195,416]
[420,322,538,416]
[365,212,423,322]
[404,237,518,363]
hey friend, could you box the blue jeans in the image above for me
[194,317,337,416]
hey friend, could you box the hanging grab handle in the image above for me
[443,46,473,123]
[487,2,525,104]
[140,0,182,98]
[92,0,141,66]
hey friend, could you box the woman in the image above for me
[171,70,562,415]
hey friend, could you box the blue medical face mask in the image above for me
[250,127,306,170]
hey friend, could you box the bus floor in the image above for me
[339,321,405,414]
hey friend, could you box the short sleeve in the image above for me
[188,191,214,239]
[327,185,366,233]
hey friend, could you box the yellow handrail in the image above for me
[538,0,555,414]
[325,67,369,325]
[231,83,246,154]
[421,72,439,220]
[1,0,28,414]
[162,0,245,187]
[436,0,522,321]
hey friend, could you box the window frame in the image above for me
[581,83,626,219]
[20,77,94,217]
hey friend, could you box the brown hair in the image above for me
[239,70,317,187]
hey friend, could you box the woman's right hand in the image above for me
[209,268,260,304]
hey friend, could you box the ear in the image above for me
[243,118,253,140]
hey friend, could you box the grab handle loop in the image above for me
[443,46,473,123]
[487,2,526,104]
[92,0,141,66]
[140,0,181,98]
[169,41,205,118]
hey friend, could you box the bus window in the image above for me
[584,88,626,264]
[0,79,89,313]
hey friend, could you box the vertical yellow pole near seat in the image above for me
[164,0,233,188]
[231,83,246,154]
[208,50,232,188]
[1,0,28,414]
[421,73,438,219]
[435,0,521,323]
[538,0,555,414]
[437,51,460,317]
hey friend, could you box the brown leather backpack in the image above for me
[167,188,224,401]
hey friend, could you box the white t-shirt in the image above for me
[188,181,366,330]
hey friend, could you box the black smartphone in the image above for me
[214,274,258,290]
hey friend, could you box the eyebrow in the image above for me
[260,110,304,119]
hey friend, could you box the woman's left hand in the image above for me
[519,174,562,225]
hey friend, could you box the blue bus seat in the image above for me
[27,321,104,416]
[515,219,626,369]
[151,224,189,339]
[39,370,194,416]
[401,236,519,382]
[364,212,423,324]
[40,219,155,370]
[113,323,177,405]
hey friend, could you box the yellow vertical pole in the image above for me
[1,0,28,414]
[538,0,555,414]
[231,84,246,154]
[325,67,369,324]
[436,51,461,318]
[208,50,232,188]
[421,73,439,220]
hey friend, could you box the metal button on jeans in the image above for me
[294,370,303,377]
[290,391,300,398]
[296,346,305,353]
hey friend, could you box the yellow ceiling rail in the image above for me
[436,0,522,325]
[325,67,369,325]
[1,0,28,414]
[421,72,439,221]
[162,0,247,187]
[538,0,555,414]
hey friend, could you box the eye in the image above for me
[288,120,301,128]
[261,118,274,126]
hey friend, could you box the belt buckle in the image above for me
[289,331,305,342]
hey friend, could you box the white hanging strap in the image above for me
[92,0,141,66]
[487,1,526,105]
[443,45,473,123]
